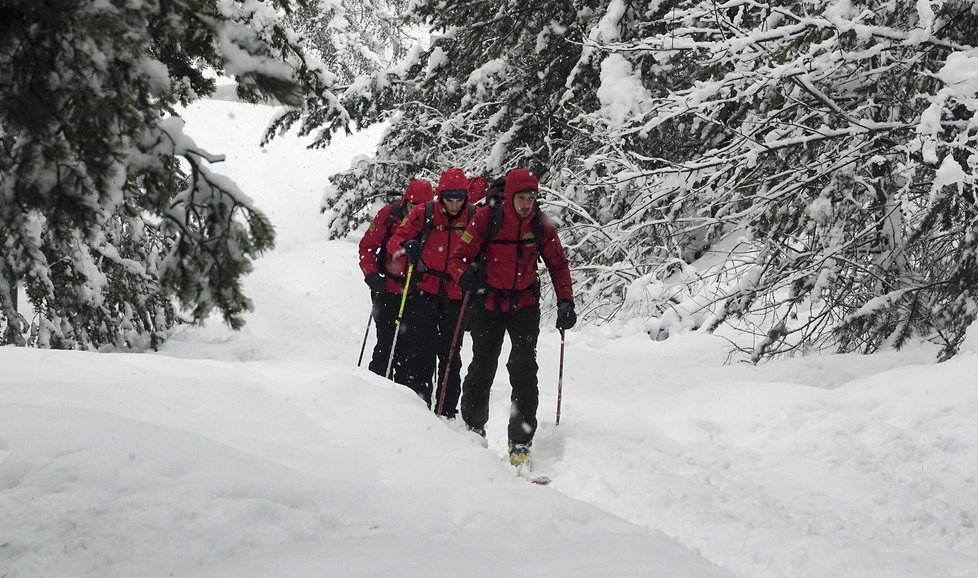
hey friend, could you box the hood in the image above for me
[466,176,489,204]
[504,168,539,199]
[503,168,539,220]
[402,179,434,204]
[435,168,468,196]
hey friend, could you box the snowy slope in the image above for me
[1,99,977,578]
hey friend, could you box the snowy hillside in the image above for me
[1,99,977,578]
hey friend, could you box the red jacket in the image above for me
[448,198,574,312]
[358,201,411,294]
[388,201,470,301]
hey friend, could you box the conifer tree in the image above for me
[287,0,410,84]
[581,1,978,359]
[0,0,349,348]
[320,0,609,235]
[317,0,978,360]
[318,0,706,311]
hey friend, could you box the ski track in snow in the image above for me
[2,99,977,578]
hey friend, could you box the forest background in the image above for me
[2,0,978,363]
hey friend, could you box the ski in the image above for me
[516,464,551,485]
[521,472,551,485]
[451,423,551,484]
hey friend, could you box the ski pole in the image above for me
[556,328,566,426]
[357,302,374,367]
[435,291,470,417]
[385,264,415,379]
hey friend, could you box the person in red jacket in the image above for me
[447,168,576,467]
[358,178,434,379]
[387,168,473,416]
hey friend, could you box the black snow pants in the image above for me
[460,304,540,444]
[402,292,464,417]
[368,289,414,384]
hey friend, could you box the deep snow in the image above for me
[1,98,976,578]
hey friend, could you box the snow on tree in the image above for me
[317,1,623,281]
[575,1,978,360]
[266,0,420,153]
[315,1,729,316]
[0,0,349,349]
[311,0,978,360]
[287,0,410,84]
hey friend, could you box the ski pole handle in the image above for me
[395,264,414,324]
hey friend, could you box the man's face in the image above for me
[443,198,465,216]
[404,201,416,213]
[513,191,536,218]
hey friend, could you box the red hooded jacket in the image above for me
[388,201,472,300]
[386,168,471,300]
[448,169,574,312]
[358,179,433,294]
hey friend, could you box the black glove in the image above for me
[401,239,422,264]
[556,300,577,330]
[364,273,386,293]
[458,268,483,293]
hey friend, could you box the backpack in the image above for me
[484,176,506,205]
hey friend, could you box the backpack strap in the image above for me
[416,201,470,273]
[484,206,545,250]
[403,200,433,275]
[476,199,505,264]
[418,203,478,289]
[419,201,436,248]
[421,201,477,257]
[532,212,549,266]
[481,205,550,269]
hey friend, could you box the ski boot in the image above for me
[508,441,531,468]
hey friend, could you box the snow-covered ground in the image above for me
[2,99,977,578]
